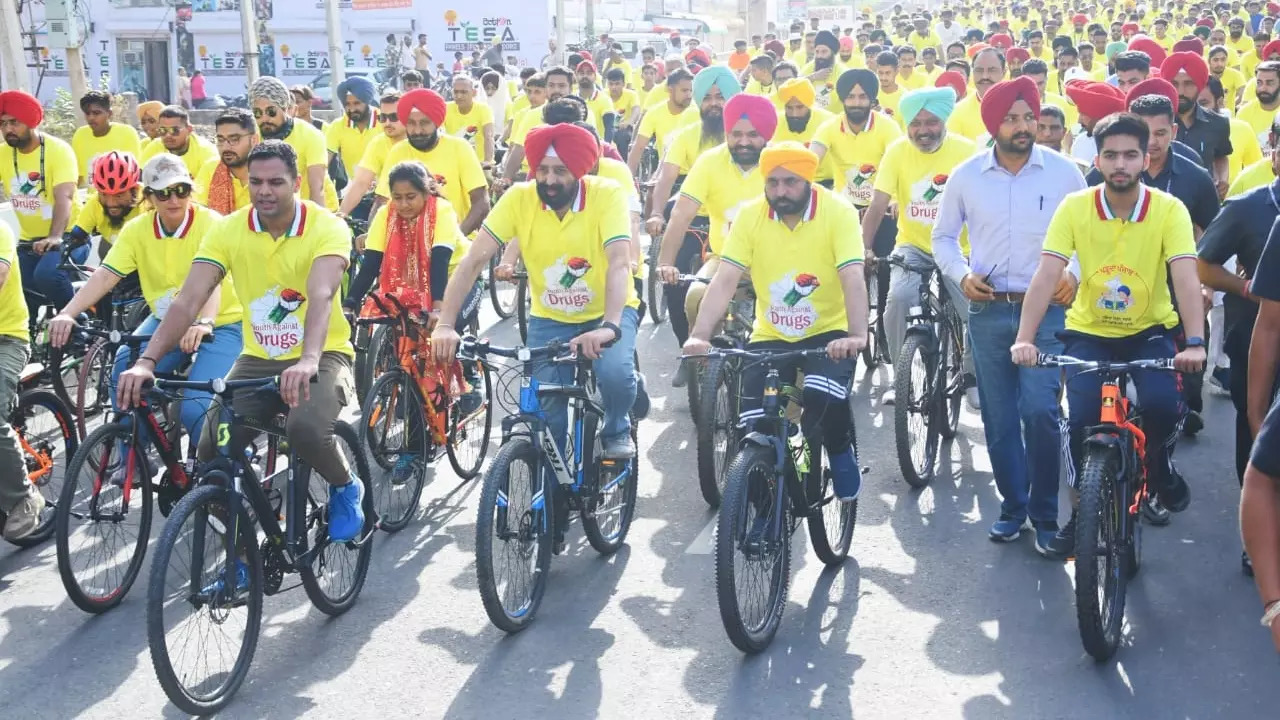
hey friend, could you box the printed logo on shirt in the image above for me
[767,272,820,337]
[844,164,876,207]
[250,286,306,357]
[907,173,950,222]
[1090,267,1150,327]
[816,82,834,108]
[9,172,44,216]
[541,255,593,313]
[463,125,478,147]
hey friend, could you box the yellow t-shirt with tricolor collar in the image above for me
[103,205,242,327]
[0,133,82,241]
[872,134,975,255]
[679,144,764,256]
[1042,185,1197,338]
[721,187,864,342]
[194,200,353,360]
[0,222,28,341]
[480,176,639,323]
[812,111,903,209]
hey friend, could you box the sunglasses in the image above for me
[150,184,192,201]
[253,106,283,119]
[156,126,186,136]
[378,112,398,123]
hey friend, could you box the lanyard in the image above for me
[11,135,45,193]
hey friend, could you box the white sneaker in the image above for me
[881,389,895,406]
[965,387,981,410]
[2,488,47,541]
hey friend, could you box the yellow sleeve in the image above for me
[311,207,353,260]
[355,136,385,174]
[433,200,459,252]
[193,159,215,205]
[100,219,140,276]
[830,197,864,269]
[374,143,405,197]
[719,204,756,268]
[1161,200,1197,262]
[597,183,632,247]
[365,204,389,253]
[1041,195,1079,261]
[638,106,660,138]
[476,102,494,127]
[194,215,233,271]
[73,199,101,235]
[679,151,713,205]
[871,140,902,197]
[324,121,342,154]
[297,124,328,169]
[49,138,79,189]
[454,140,488,194]
[480,186,521,245]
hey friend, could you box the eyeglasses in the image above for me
[378,112,398,123]
[253,106,283,119]
[156,126,186,136]
[149,184,192,201]
[215,133,249,146]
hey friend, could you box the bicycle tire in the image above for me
[446,358,494,479]
[361,370,428,532]
[646,241,668,325]
[1074,448,1127,661]
[6,389,78,548]
[74,337,110,435]
[299,421,375,616]
[686,360,702,419]
[938,310,963,441]
[147,482,263,716]
[696,357,737,508]
[46,344,81,415]
[716,444,792,653]
[355,324,394,402]
[894,334,939,488]
[476,437,552,632]
[489,256,518,319]
[581,412,639,554]
[807,442,858,566]
[55,422,154,614]
[862,272,881,370]
[516,275,530,343]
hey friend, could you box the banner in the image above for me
[425,3,550,68]
[809,5,854,25]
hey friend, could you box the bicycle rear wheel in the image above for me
[55,422,154,613]
[75,338,111,434]
[489,256,519,318]
[476,437,551,633]
[355,324,396,402]
[646,239,668,325]
[47,344,82,415]
[862,272,882,370]
[361,370,428,532]
[299,421,375,616]
[1074,448,1127,661]
[894,334,939,488]
[7,389,78,547]
[581,413,639,554]
[696,357,739,508]
[147,482,263,716]
[447,358,493,479]
[938,312,964,441]
[807,441,858,566]
[715,444,792,653]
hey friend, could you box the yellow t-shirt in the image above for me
[877,86,905,127]
[1243,51,1262,79]
[909,31,943,52]
[0,222,28,341]
[71,123,141,182]
[662,122,721,174]
[509,105,599,173]
[376,135,488,222]
[480,177,639,322]
[873,134,975,255]
[72,198,144,251]
[946,93,987,141]
[141,135,219,182]
[354,133,400,177]
[609,88,641,124]
[1216,67,1248,106]
[194,200,353,360]
[721,187,864,342]
[744,78,776,97]
[1235,100,1278,151]
[1042,185,1197,338]
[1227,157,1274,195]
[637,102,697,156]
[583,89,617,139]
[0,133,82,241]
[643,85,668,108]
[509,93,531,120]
[897,69,929,91]
[679,144,764,255]
[812,111,903,208]
[281,121,339,210]
[364,199,463,274]
[442,101,495,162]
[102,205,241,327]
[596,156,641,215]
[1229,115,1264,183]
[193,158,250,213]
[325,116,384,176]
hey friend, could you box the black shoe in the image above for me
[1040,512,1076,560]
[1182,410,1204,437]
[1141,494,1172,525]
[1157,465,1191,513]
[1243,550,1255,577]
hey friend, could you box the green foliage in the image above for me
[39,73,134,144]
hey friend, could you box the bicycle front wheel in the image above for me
[447,358,494,479]
[476,437,552,633]
[696,357,739,508]
[938,312,964,441]
[1075,448,1127,661]
[7,389,78,547]
[361,369,428,532]
[147,483,263,716]
[894,333,939,488]
[581,413,640,554]
[646,240,668,325]
[715,444,792,653]
[299,421,375,616]
[55,422,154,613]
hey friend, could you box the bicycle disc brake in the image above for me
[261,538,286,595]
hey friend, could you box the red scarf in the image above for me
[366,195,438,316]
[206,163,238,215]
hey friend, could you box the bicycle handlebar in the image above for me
[460,336,601,365]
[1035,354,1177,372]
[151,374,316,398]
[682,347,829,364]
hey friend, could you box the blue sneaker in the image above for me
[328,477,366,542]
[201,561,249,597]
[389,453,420,486]
[1032,521,1060,556]
[988,514,1028,542]
[828,448,862,502]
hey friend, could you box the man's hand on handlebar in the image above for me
[48,312,79,348]
[826,334,866,360]
[431,324,461,365]
[117,363,155,410]
[658,265,681,284]
[493,263,515,281]
[682,336,712,358]
[32,237,61,254]
[644,215,664,237]
[1010,341,1039,367]
[1173,345,1206,374]
[570,327,615,360]
[280,356,319,408]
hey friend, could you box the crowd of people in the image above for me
[3,0,1280,654]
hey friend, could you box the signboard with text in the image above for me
[425,4,550,67]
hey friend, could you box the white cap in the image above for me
[141,153,193,191]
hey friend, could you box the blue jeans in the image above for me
[1062,327,1183,491]
[110,314,243,443]
[968,301,1065,523]
[19,243,89,319]
[525,307,639,449]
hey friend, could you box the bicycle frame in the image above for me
[1085,377,1150,513]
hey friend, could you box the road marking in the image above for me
[685,515,717,554]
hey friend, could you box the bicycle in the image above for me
[889,255,966,488]
[706,347,858,653]
[465,337,640,633]
[73,292,151,434]
[1036,354,1175,662]
[861,257,891,371]
[489,255,522,319]
[0,365,79,547]
[146,375,374,716]
[357,293,494,532]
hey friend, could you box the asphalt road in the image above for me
[2,296,1279,719]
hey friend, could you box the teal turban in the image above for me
[1105,40,1129,61]
[692,66,740,104]
[900,87,956,125]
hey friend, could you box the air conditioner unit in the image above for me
[44,0,83,49]
[122,52,143,66]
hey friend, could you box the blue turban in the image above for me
[692,66,740,104]
[337,75,377,107]
[900,87,957,125]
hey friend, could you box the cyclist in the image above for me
[502,72,547,146]
[605,68,641,159]
[859,86,976,406]
[68,151,146,260]
[946,47,1007,141]
[657,92,774,386]
[194,108,259,215]
[116,140,364,543]
[249,76,335,209]
[139,106,217,178]
[431,123,641,459]
[0,214,43,540]
[70,90,141,187]
[772,78,835,168]
[0,90,84,325]
[443,74,495,167]
[499,66,582,186]
[682,142,867,501]
[49,154,243,478]
[325,76,383,194]
[136,101,165,156]
[811,68,901,228]
[335,92,405,221]
[1011,112,1207,558]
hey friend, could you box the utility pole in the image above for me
[0,0,27,91]
[585,0,595,47]
[555,0,565,66]
[240,0,259,85]
[325,0,344,105]
[65,43,88,116]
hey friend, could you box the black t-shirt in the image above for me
[1199,181,1280,341]
[1175,106,1233,169]
[1255,214,1280,302]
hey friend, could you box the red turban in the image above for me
[525,124,600,179]
[1064,79,1126,120]
[1270,2,1280,15]
[839,36,854,51]
[1125,77,1178,109]
[723,93,777,141]
[576,59,597,75]
[1122,22,1140,34]
[1196,17,1215,28]
[1264,39,1280,59]
[989,33,1014,49]
[981,76,1039,139]
[1072,13,1089,24]
[1173,38,1204,55]
[999,19,1009,27]
[686,48,712,67]
[0,90,43,128]
[1128,37,1167,67]
[398,89,447,128]
[1006,47,1030,64]
[936,71,968,100]
[765,39,787,57]
[1161,52,1210,91]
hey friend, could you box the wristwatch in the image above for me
[600,321,622,342]
[193,318,215,329]
[1184,336,1205,348]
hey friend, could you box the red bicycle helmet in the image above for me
[91,150,141,194]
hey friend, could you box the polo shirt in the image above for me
[1085,151,1219,230]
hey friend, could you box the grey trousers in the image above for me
[0,336,31,512]
[884,244,974,375]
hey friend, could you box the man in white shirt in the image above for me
[935,8,967,48]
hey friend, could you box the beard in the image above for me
[3,129,29,148]
[700,107,724,145]
[536,180,575,209]
[786,112,811,132]
[1259,89,1280,105]
[766,187,811,216]
[222,150,248,168]
[102,205,132,229]
[260,117,294,140]
[408,131,440,151]
[844,105,870,126]
[348,107,369,124]
[814,56,834,70]
[1177,96,1195,115]
[729,144,762,167]
[995,130,1034,155]
[1104,172,1140,193]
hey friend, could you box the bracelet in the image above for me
[1262,600,1280,628]
[136,357,157,368]
[435,323,454,330]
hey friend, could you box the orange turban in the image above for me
[759,141,818,182]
